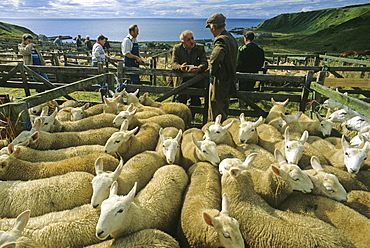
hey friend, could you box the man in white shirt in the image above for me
[121,24,145,84]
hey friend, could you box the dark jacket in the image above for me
[171,43,208,87]
[237,42,265,73]
[209,30,238,101]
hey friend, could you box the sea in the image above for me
[0,18,265,43]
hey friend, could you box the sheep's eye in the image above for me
[251,128,255,132]
[117,209,123,213]
[216,131,220,134]
[114,140,121,144]
[345,152,349,156]
[293,178,299,181]
[286,145,289,149]
[203,150,207,154]
[364,157,367,160]
[223,232,231,239]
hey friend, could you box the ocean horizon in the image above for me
[0,18,265,43]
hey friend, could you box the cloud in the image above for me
[0,0,368,18]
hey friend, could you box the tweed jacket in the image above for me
[18,42,45,66]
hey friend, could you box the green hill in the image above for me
[255,3,370,53]
[0,21,36,38]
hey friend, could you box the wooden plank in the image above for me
[0,63,21,86]
[236,72,306,84]
[311,82,370,117]
[323,78,370,87]
[319,55,370,66]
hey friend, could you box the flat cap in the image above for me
[206,13,226,28]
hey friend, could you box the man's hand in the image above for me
[180,62,188,72]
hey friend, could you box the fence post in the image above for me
[299,71,314,112]
[313,71,326,105]
[19,63,31,97]
[117,61,124,86]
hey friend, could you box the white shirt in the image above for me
[92,42,107,63]
[121,34,138,56]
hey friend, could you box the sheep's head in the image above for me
[0,210,30,247]
[345,116,370,132]
[159,128,182,164]
[238,114,263,144]
[205,114,233,144]
[342,136,370,174]
[96,182,137,240]
[310,156,347,201]
[91,158,124,209]
[284,127,308,164]
[203,193,245,248]
[113,106,136,127]
[104,120,138,154]
[193,132,220,166]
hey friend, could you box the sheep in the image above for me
[219,153,257,175]
[178,162,244,248]
[304,156,347,202]
[292,111,334,137]
[0,148,118,180]
[181,128,220,171]
[0,204,102,248]
[342,136,369,174]
[139,92,193,128]
[4,143,106,162]
[33,108,117,132]
[55,102,88,121]
[95,164,188,240]
[275,127,308,165]
[0,210,41,248]
[85,229,180,248]
[58,99,80,109]
[327,108,357,123]
[350,131,370,147]
[29,100,58,115]
[91,151,167,208]
[11,126,119,150]
[156,127,183,164]
[113,105,185,131]
[345,115,370,132]
[201,114,236,147]
[221,169,355,248]
[265,98,289,124]
[104,120,161,161]
[0,171,94,218]
[121,89,166,115]
[344,190,370,218]
[279,192,370,247]
[223,114,264,145]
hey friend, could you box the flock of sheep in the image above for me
[0,88,370,248]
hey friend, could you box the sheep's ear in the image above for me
[175,129,183,143]
[274,148,286,165]
[40,105,49,117]
[221,193,230,215]
[255,116,264,126]
[271,98,276,105]
[159,128,165,142]
[294,112,302,120]
[283,98,289,105]
[103,96,109,104]
[128,126,139,136]
[203,211,215,226]
[50,107,58,119]
[32,118,43,131]
[109,181,119,198]
[229,167,241,178]
[13,210,30,233]
[223,119,234,131]
[361,142,370,153]
[300,130,309,144]
[192,134,202,150]
[203,129,211,140]
[30,131,39,142]
[242,153,257,168]
[2,242,16,248]
[7,143,15,154]
[108,90,114,96]
[239,112,245,123]
[271,165,288,180]
[112,157,124,180]
[120,119,129,131]
[126,182,137,203]
[94,157,104,175]
[284,127,290,143]
[310,156,323,171]
[113,95,122,103]
[143,92,148,98]
[82,103,90,110]
[10,146,21,158]
[315,112,323,121]
[341,135,350,150]
[215,114,222,125]
[133,89,140,96]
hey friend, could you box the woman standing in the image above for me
[92,34,107,67]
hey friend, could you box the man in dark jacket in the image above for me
[206,13,238,122]
[236,31,265,91]
[171,30,208,106]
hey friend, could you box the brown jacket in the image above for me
[209,30,238,101]
[18,42,45,66]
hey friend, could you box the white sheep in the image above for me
[178,162,244,248]
[85,229,180,248]
[342,136,370,174]
[181,128,220,171]
[55,102,88,121]
[280,192,370,247]
[5,143,106,162]
[0,171,94,218]
[156,127,182,164]
[221,170,355,247]
[223,114,264,145]
[265,98,289,124]
[139,92,193,128]
[305,156,347,202]
[327,108,357,123]
[0,210,40,248]
[33,108,117,132]
[29,100,58,115]
[113,105,185,131]
[0,148,118,180]
[95,164,188,239]
[121,89,166,115]
[344,115,370,132]
[11,126,119,150]
[0,204,102,248]
[219,153,257,175]
[91,151,167,208]
[104,120,161,161]
[275,127,308,165]
[293,111,334,137]
[201,114,236,147]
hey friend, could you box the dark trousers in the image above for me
[238,79,256,91]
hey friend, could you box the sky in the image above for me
[1,0,369,19]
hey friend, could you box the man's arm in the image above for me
[209,41,225,76]
[18,43,33,56]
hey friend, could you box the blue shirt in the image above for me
[31,47,42,65]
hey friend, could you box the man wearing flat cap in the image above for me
[206,13,238,122]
